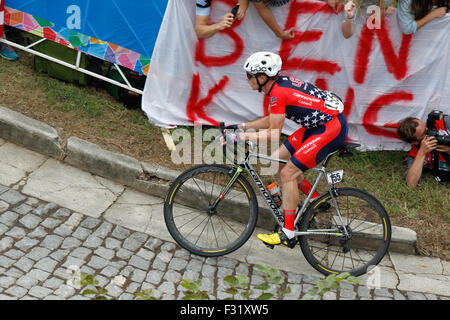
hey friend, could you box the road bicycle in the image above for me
[164,124,391,276]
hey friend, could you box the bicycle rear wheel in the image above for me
[164,164,258,257]
[298,187,391,277]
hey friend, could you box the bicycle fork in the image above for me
[208,167,244,213]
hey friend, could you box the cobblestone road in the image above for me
[0,184,448,301]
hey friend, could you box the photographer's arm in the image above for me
[405,137,437,187]
[405,154,426,187]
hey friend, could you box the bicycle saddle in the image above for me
[338,142,361,158]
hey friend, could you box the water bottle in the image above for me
[267,182,282,207]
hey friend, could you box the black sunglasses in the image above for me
[246,72,255,80]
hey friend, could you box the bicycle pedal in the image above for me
[263,243,275,250]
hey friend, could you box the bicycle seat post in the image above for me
[322,150,337,168]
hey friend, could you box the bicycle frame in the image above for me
[214,141,348,238]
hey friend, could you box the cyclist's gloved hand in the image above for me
[220,129,242,146]
[225,131,241,143]
[225,124,239,129]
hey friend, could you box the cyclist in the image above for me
[228,51,348,247]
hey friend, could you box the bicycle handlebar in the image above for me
[218,122,253,164]
[219,122,226,137]
[218,122,227,161]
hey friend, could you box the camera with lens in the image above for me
[426,110,450,146]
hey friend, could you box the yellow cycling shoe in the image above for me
[257,231,296,248]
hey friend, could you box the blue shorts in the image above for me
[284,113,348,172]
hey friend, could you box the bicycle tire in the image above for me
[298,187,391,277]
[164,164,258,257]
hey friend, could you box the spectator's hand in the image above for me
[431,7,447,19]
[418,136,437,155]
[344,1,356,19]
[326,0,339,12]
[436,145,450,154]
[236,3,248,20]
[278,27,295,40]
[218,13,235,31]
[236,8,245,20]
[384,5,396,15]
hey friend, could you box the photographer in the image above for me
[397,111,450,187]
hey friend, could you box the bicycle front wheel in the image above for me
[298,187,391,277]
[164,164,258,257]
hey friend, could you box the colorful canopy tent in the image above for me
[1,0,168,93]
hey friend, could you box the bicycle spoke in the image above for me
[192,178,212,206]
[173,208,205,220]
[176,212,205,231]
[193,216,211,246]
[214,217,228,245]
[216,214,242,238]
[309,242,341,255]
[351,223,382,234]
[208,173,217,205]
[185,214,209,238]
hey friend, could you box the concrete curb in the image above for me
[65,136,144,187]
[0,105,417,255]
[0,106,64,159]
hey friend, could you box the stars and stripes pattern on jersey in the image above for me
[269,76,342,129]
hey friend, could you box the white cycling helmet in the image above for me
[244,51,282,78]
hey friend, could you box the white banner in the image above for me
[142,0,450,151]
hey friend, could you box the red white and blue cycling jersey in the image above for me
[267,76,348,172]
[269,76,343,128]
